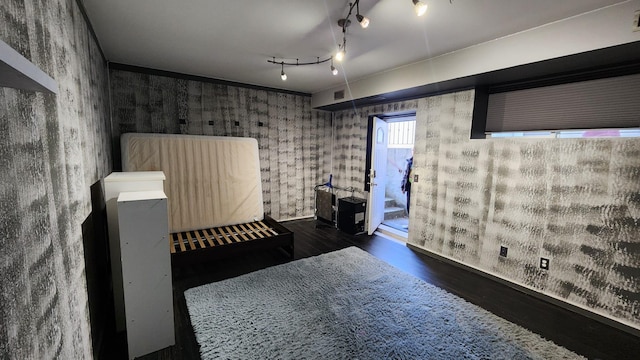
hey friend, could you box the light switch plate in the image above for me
[634,10,640,32]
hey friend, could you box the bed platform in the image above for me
[169,216,293,265]
[121,133,294,263]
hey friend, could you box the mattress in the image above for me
[121,133,264,233]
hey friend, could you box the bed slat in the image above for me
[194,230,206,249]
[255,223,269,237]
[232,225,250,241]
[170,234,176,254]
[216,227,233,245]
[208,228,225,246]
[239,223,257,240]
[170,218,291,258]
[177,232,187,252]
[186,232,196,250]
[246,222,266,238]
[200,229,215,247]
[224,226,242,243]
[258,221,279,236]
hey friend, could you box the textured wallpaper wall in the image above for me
[331,90,639,330]
[408,90,640,330]
[0,0,111,358]
[109,70,333,220]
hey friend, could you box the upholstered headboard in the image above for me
[121,133,264,232]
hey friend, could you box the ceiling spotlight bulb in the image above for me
[331,65,338,76]
[356,14,370,29]
[413,0,428,16]
[335,49,345,62]
[280,70,287,81]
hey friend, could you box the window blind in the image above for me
[486,73,640,132]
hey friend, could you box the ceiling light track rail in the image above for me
[269,0,449,81]
[267,56,333,67]
[269,55,339,80]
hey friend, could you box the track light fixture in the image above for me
[268,1,451,81]
[269,56,335,81]
[355,1,370,28]
[356,14,369,28]
[413,0,428,16]
[268,1,369,80]
[335,0,370,62]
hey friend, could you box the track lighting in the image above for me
[269,56,336,80]
[268,1,450,81]
[268,1,366,79]
[413,0,428,16]
[355,1,370,28]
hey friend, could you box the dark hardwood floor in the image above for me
[101,218,640,360]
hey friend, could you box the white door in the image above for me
[367,117,388,235]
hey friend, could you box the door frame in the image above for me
[364,111,416,191]
[364,110,417,233]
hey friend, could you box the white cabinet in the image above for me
[117,190,174,359]
[104,171,165,331]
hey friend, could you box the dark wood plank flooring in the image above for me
[100,218,640,360]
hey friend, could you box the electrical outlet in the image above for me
[540,257,549,270]
[413,174,419,182]
[500,246,508,257]
[634,10,640,32]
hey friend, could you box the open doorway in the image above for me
[382,118,415,232]
[364,112,416,239]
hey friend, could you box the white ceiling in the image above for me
[83,0,624,94]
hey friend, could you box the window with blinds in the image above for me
[484,72,640,137]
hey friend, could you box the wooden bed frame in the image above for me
[169,215,294,265]
[121,133,295,264]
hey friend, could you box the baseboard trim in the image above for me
[406,243,640,338]
[278,215,315,223]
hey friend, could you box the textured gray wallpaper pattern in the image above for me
[1,2,636,358]
[1,0,111,358]
[409,90,640,329]
[330,91,638,329]
[110,70,333,220]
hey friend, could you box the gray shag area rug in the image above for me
[185,247,584,359]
